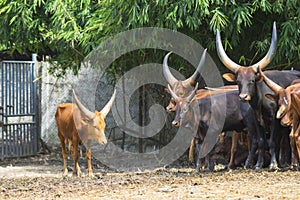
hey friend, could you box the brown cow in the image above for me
[260,68,300,167]
[55,89,116,177]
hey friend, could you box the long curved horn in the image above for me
[216,30,241,73]
[100,89,116,118]
[258,66,282,94]
[183,49,207,87]
[163,52,178,86]
[73,89,95,119]
[205,86,237,91]
[187,82,198,102]
[252,22,277,71]
[167,84,179,101]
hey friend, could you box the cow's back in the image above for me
[55,103,80,142]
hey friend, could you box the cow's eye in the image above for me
[183,106,188,112]
[93,126,99,130]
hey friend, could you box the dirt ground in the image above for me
[1,152,300,200]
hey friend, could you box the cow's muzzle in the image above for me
[172,120,181,127]
[239,93,251,101]
[166,106,175,113]
[280,119,292,127]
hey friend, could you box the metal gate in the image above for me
[0,54,38,160]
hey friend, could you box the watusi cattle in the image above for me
[163,50,262,170]
[260,68,300,167]
[216,21,300,169]
[168,85,264,171]
[55,89,116,177]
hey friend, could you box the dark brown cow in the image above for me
[163,50,262,170]
[260,69,300,167]
[55,89,116,177]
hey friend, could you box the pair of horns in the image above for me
[73,89,116,119]
[163,49,207,87]
[216,22,277,73]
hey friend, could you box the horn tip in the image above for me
[112,88,117,98]
[167,51,173,56]
[167,84,171,90]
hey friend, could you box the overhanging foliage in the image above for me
[0,0,299,77]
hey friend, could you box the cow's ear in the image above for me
[164,87,170,94]
[222,73,236,82]
[265,94,276,101]
[81,119,88,126]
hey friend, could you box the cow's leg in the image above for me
[58,134,68,176]
[246,134,251,152]
[294,121,300,167]
[189,138,195,165]
[228,131,239,169]
[86,141,94,177]
[194,143,201,172]
[245,135,256,169]
[277,126,291,168]
[295,135,300,167]
[86,148,93,177]
[289,128,298,168]
[269,119,280,170]
[245,124,265,169]
[241,105,265,169]
[255,125,266,169]
[203,154,214,172]
[71,141,82,177]
[195,142,210,172]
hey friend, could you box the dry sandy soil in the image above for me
[0,153,300,200]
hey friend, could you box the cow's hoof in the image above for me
[269,163,279,171]
[254,162,263,170]
[73,171,82,177]
[228,162,235,170]
[290,164,299,171]
[63,170,69,177]
[244,159,254,169]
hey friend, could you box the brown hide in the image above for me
[289,85,300,166]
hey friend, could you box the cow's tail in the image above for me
[189,138,195,163]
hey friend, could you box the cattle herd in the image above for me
[55,22,300,177]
